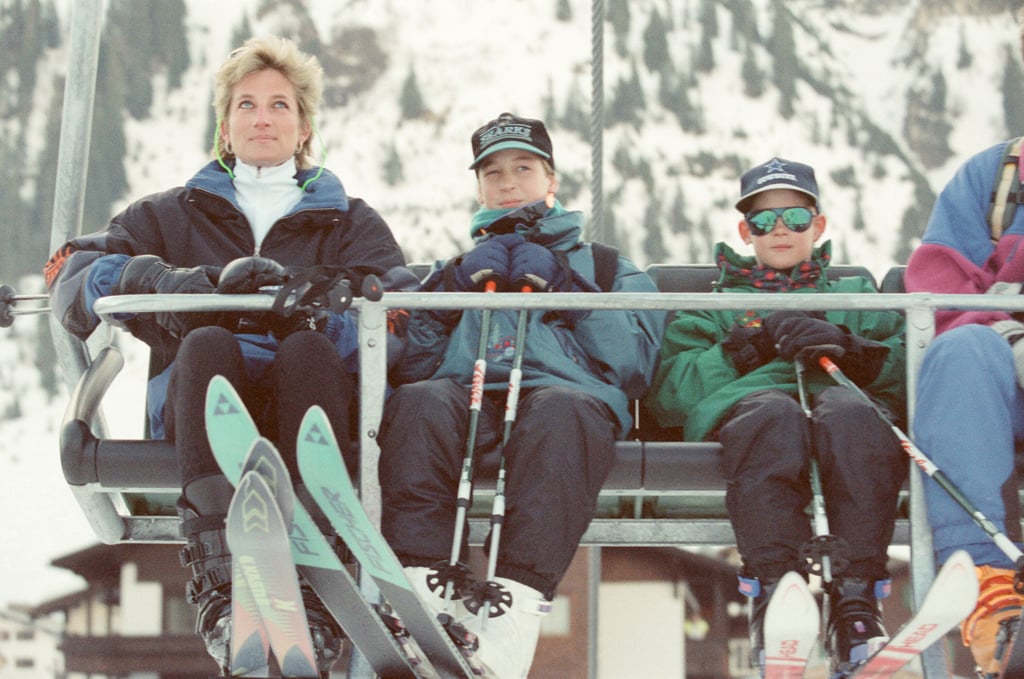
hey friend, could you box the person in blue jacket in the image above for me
[43,36,412,676]
[377,113,664,679]
[906,108,1024,679]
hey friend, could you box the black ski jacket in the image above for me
[45,160,405,372]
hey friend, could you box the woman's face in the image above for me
[222,68,309,168]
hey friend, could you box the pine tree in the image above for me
[607,0,631,58]
[1002,45,1024,135]
[699,0,719,40]
[768,0,798,119]
[608,60,644,127]
[695,29,715,73]
[669,185,688,235]
[34,314,58,397]
[643,198,668,264]
[382,142,404,186]
[399,65,428,120]
[561,79,590,139]
[643,9,670,74]
[556,0,572,22]
[957,25,972,70]
[741,42,764,98]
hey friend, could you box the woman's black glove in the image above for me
[721,324,776,375]
[114,254,221,339]
[217,256,287,293]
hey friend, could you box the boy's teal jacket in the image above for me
[395,207,665,438]
[645,241,906,442]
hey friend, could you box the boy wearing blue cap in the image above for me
[375,113,664,678]
[646,158,907,676]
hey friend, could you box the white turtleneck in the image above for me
[233,158,304,249]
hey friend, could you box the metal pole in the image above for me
[590,0,605,243]
[49,0,104,395]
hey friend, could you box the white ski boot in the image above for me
[405,566,471,619]
[465,577,551,679]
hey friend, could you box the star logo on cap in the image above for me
[764,158,787,174]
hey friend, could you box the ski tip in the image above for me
[205,374,241,417]
[775,571,812,595]
[945,549,976,571]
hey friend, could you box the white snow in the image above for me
[2,0,1021,612]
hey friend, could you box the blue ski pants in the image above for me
[914,324,1024,568]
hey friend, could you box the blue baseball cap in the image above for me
[736,157,819,212]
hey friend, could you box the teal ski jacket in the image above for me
[394,208,664,438]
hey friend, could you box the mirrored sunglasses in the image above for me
[744,206,816,236]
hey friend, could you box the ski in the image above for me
[225,442,274,676]
[228,525,271,678]
[296,404,486,679]
[999,613,1024,678]
[842,549,978,678]
[205,375,422,679]
[763,571,820,679]
[227,454,318,677]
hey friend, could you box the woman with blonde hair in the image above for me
[44,35,409,675]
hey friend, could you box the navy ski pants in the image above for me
[717,386,905,581]
[164,326,355,511]
[914,324,1024,568]
[377,378,615,599]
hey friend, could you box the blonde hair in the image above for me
[212,36,323,170]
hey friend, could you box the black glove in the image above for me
[114,254,221,339]
[721,324,776,375]
[508,241,567,292]
[810,334,891,387]
[453,234,522,291]
[217,256,287,294]
[266,308,328,341]
[763,312,847,361]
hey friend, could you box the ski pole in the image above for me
[441,279,499,611]
[817,355,1024,570]
[468,284,532,627]
[790,356,839,585]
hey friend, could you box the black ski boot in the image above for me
[740,574,781,674]
[298,584,344,677]
[825,577,889,676]
[179,476,346,677]
[178,475,236,674]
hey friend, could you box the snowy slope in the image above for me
[2,0,1022,611]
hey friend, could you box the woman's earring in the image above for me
[225,139,233,155]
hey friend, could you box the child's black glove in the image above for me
[721,324,776,375]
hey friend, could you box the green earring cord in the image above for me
[213,117,235,179]
[300,116,326,191]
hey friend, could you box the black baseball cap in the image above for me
[469,112,554,170]
[736,157,819,213]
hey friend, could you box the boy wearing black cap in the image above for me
[645,157,907,676]
[376,113,663,678]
